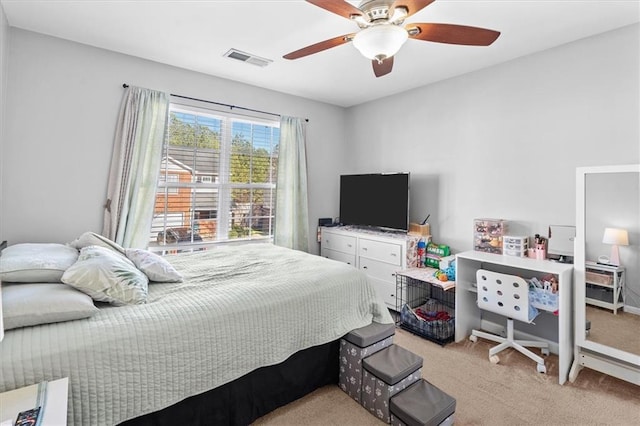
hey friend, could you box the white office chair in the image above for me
[470,269,549,374]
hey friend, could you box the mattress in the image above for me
[0,243,393,425]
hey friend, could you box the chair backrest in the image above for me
[476,269,531,323]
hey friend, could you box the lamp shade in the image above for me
[602,228,629,246]
[352,25,408,62]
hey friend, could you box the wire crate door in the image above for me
[476,269,530,323]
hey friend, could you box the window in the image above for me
[158,174,179,194]
[150,103,280,250]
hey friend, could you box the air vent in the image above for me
[223,49,272,67]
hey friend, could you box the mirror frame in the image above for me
[575,164,640,366]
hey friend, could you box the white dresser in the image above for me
[320,226,418,310]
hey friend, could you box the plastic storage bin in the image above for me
[474,219,508,254]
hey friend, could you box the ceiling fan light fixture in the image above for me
[352,25,408,62]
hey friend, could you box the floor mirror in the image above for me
[570,164,640,384]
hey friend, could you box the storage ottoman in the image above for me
[362,344,423,423]
[339,322,396,403]
[390,380,456,426]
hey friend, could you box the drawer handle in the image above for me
[363,266,368,269]
[390,253,397,257]
[391,273,396,277]
[362,247,368,251]
[347,244,352,247]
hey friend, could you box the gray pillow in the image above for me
[68,231,125,254]
[0,243,79,283]
[62,245,148,305]
[2,283,98,330]
[125,248,183,282]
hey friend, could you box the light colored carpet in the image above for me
[254,328,640,425]
[586,305,640,355]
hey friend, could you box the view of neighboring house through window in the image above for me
[150,102,280,250]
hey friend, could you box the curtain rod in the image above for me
[122,84,308,122]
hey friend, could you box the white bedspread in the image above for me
[0,244,392,425]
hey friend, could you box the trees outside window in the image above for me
[150,105,279,250]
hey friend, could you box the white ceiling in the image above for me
[2,0,639,107]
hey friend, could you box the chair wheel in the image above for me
[537,364,547,374]
[489,355,500,364]
[469,335,478,343]
[541,348,550,356]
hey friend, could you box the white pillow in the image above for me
[0,243,79,283]
[2,283,98,330]
[62,245,148,306]
[125,249,183,282]
[68,231,125,254]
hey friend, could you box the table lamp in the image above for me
[602,227,629,266]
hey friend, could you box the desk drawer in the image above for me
[321,232,356,255]
[359,238,402,266]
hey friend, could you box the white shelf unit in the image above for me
[455,251,574,385]
[584,262,625,314]
[320,226,417,310]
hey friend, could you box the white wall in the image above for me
[0,3,8,242]
[344,23,639,250]
[344,23,639,307]
[3,24,639,265]
[2,28,347,252]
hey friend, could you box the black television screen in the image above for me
[339,173,409,231]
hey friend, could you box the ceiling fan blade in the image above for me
[372,57,394,77]
[283,33,355,60]
[306,0,363,20]
[390,0,435,19]
[408,23,500,46]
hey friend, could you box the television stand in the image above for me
[320,226,419,311]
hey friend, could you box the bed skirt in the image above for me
[119,339,340,426]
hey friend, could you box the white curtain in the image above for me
[275,116,310,252]
[102,86,169,248]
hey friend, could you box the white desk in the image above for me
[455,251,574,384]
[0,378,68,426]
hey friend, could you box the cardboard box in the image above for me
[409,223,430,236]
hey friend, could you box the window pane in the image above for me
[150,105,278,249]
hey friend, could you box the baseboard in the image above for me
[623,305,640,315]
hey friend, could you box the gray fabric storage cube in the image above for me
[390,380,456,426]
[391,413,454,426]
[339,322,395,403]
[361,344,423,423]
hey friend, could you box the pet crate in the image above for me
[395,273,456,346]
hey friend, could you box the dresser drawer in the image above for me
[359,257,400,282]
[359,238,402,266]
[321,248,356,266]
[321,232,356,255]
[367,276,398,310]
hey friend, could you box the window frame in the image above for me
[150,101,280,252]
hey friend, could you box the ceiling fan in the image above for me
[283,0,500,77]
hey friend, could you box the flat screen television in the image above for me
[339,172,409,232]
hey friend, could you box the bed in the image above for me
[0,239,393,425]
